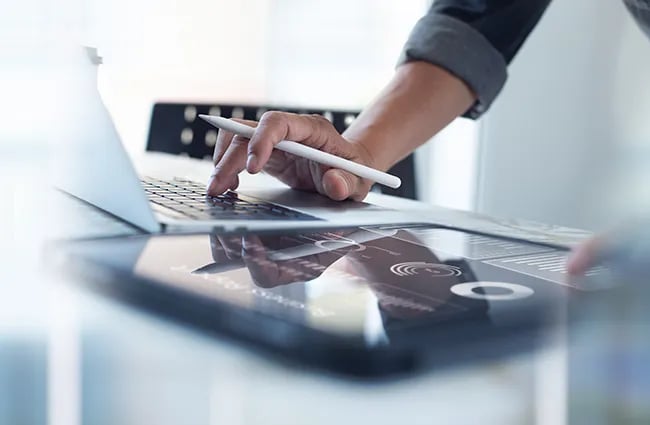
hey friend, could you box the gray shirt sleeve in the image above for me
[398,0,552,119]
[623,0,650,40]
[397,13,507,119]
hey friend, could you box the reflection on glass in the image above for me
[131,225,568,344]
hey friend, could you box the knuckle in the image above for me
[260,110,286,124]
[310,114,331,126]
[308,116,326,142]
[255,111,294,151]
[307,114,331,133]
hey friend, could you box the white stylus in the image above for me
[199,114,401,189]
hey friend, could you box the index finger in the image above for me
[213,118,258,165]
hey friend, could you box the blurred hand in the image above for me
[567,235,605,276]
[206,112,376,201]
[567,217,650,279]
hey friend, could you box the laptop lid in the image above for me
[55,48,160,233]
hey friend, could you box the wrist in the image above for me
[343,128,397,173]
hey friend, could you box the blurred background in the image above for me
[2,0,650,424]
[6,0,650,226]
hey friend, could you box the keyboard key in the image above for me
[141,178,319,221]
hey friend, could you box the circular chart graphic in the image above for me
[314,239,366,252]
[450,282,534,301]
[390,262,462,278]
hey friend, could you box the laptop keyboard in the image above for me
[141,177,320,221]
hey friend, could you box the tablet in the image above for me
[56,223,613,377]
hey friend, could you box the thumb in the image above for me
[322,168,362,201]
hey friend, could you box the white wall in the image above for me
[264,0,426,109]
[91,0,427,158]
[89,0,273,158]
[477,0,650,231]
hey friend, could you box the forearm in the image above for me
[343,61,476,171]
[346,0,555,172]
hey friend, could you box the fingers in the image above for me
[309,161,358,201]
[322,169,356,201]
[247,112,341,174]
[241,235,327,287]
[308,160,326,195]
[212,129,234,166]
[207,135,249,196]
[215,235,243,261]
[321,168,373,202]
[209,234,231,263]
[228,173,240,191]
[212,118,256,165]
[207,111,373,202]
[567,236,604,276]
[240,235,283,288]
[208,119,257,195]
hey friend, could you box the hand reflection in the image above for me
[208,229,488,323]
[209,233,355,288]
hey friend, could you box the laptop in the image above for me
[56,47,409,233]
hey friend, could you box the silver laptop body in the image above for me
[55,48,408,233]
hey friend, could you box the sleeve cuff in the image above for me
[397,13,508,119]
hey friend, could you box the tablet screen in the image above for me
[71,224,610,345]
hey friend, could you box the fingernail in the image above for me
[206,175,215,192]
[206,168,219,193]
[247,153,258,172]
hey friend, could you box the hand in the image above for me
[209,232,354,288]
[566,235,605,276]
[206,112,376,201]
